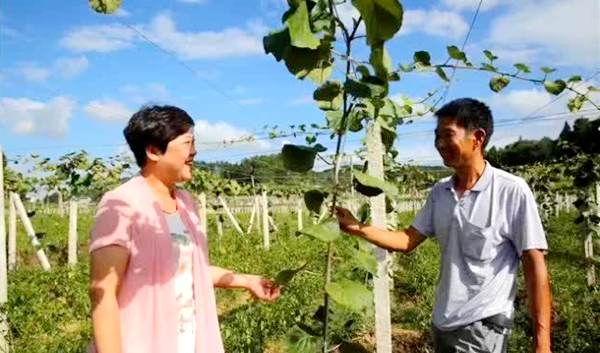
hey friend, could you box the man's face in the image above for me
[434,117,483,168]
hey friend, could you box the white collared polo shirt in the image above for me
[412,161,548,330]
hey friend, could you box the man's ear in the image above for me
[473,128,487,151]
[145,145,162,163]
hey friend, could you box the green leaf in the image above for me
[370,44,393,79]
[447,45,467,62]
[264,28,292,61]
[483,49,497,62]
[514,63,531,73]
[325,279,372,311]
[264,30,333,84]
[567,95,585,112]
[313,81,343,110]
[567,75,582,83]
[281,144,327,172]
[274,262,308,286]
[413,51,431,66]
[298,218,341,242]
[352,0,403,46]
[435,67,449,82]
[541,66,556,74]
[544,79,567,95]
[353,171,398,197]
[89,0,122,14]
[480,63,498,72]
[326,111,345,133]
[304,189,328,214]
[489,76,510,93]
[347,110,366,132]
[344,79,371,98]
[285,1,320,49]
[354,249,378,275]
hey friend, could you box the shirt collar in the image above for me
[445,161,493,192]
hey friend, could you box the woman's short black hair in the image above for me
[123,105,195,167]
[435,98,494,148]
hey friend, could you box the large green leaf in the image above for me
[285,1,320,49]
[274,262,308,286]
[304,189,328,214]
[89,0,122,14]
[325,279,372,312]
[353,171,398,197]
[313,81,343,110]
[489,76,510,93]
[353,249,377,275]
[344,76,387,99]
[370,44,393,79]
[298,218,341,242]
[352,0,403,46]
[447,45,467,62]
[544,79,567,95]
[281,144,327,172]
[264,30,333,84]
[514,63,531,73]
[326,111,345,133]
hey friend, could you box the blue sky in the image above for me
[0,0,598,166]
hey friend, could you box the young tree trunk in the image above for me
[68,200,78,266]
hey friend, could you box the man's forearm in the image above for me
[523,250,552,352]
[356,225,424,253]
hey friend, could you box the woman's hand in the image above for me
[244,275,281,301]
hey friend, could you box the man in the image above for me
[335,98,551,353]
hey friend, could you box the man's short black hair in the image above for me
[124,105,195,167]
[435,98,494,149]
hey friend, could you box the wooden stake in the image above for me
[0,146,8,353]
[246,197,258,234]
[68,200,78,266]
[11,193,51,271]
[297,199,303,231]
[218,195,244,236]
[366,121,392,353]
[261,191,269,250]
[8,191,16,271]
[199,193,207,235]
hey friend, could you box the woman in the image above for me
[89,105,280,353]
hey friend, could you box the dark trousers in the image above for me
[432,320,510,353]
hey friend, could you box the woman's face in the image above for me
[155,129,197,183]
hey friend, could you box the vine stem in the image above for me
[322,2,361,351]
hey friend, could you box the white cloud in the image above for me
[84,99,134,122]
[194,119,272,152]
[442,0,501,12]
[289,95,313,106]
[237,98,263,106]
[61,13,265,60]
[60,23,136,53]
[17,64,50,83]
[488,0,600,68]
[114,8,131,17]
[489,88,555,117]
[119,83,170,105]
[140,13,264,60]
[336,1,365,35]
[54,56,89,78]
[401,9,469,39]
[0,96,75,137]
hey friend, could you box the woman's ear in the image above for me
[145,145,162,163]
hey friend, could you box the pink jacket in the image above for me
[89,176,224,353]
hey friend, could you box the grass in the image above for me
[4,207,599,352]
